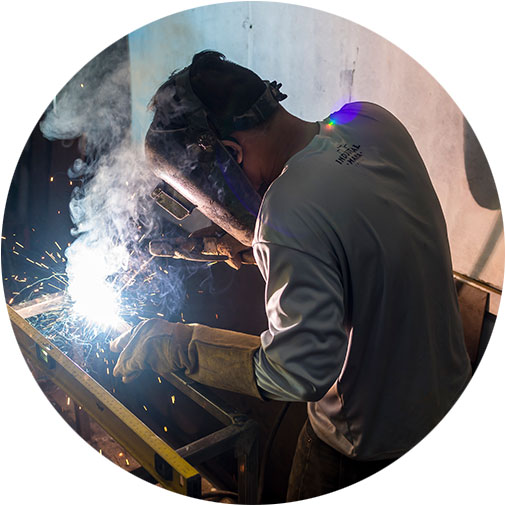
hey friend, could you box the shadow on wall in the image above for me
[464,117,500,210]
[463,118,503,281]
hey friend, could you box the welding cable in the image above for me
[257,401,290,504]
[201,490,239,501]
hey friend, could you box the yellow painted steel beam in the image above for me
[8,304,201,498]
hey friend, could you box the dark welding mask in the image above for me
[144,65,287,246]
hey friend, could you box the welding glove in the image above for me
[149,225,256,270]
[111,318,263,399]
[188,225,255,270]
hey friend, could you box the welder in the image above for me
[111,51,472,500]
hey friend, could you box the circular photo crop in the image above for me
[2,2,503,504]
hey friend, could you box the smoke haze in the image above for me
[39,38,186,326]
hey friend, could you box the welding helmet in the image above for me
[144,58,287,246]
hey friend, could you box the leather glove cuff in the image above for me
[184,325,263,399]
[116,319,263,400]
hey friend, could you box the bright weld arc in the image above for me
[10,229,180,368]
[70,278,123,330]
[66,243,132,330]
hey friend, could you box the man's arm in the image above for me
[253,241,350,402]
[111,240,348,402]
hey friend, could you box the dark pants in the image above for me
[286,420,396,501]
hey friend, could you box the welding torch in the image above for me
[149,225,256,269]
[150,182,255,269]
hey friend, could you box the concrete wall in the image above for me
[128,2,503,312]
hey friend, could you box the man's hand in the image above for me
[110,328,133,354]
[110,319,193,383]
[149,225,256,270]
[109,318,263,398]
[189,225,249,269]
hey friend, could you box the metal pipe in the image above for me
[453,271,502,296]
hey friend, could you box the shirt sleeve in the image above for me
[253,240,350,402]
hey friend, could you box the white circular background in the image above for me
[1,1,504,505]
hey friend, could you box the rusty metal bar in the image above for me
[453,270,502,296]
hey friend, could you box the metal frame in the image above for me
[8,295,259,503]
[165,370,259,503]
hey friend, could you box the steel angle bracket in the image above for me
[7,304,201,498]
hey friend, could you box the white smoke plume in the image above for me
[64,143,163,328]
[39,39,185,329]
[40,41,131,157]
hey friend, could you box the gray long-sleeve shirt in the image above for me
[252,102,472,460]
